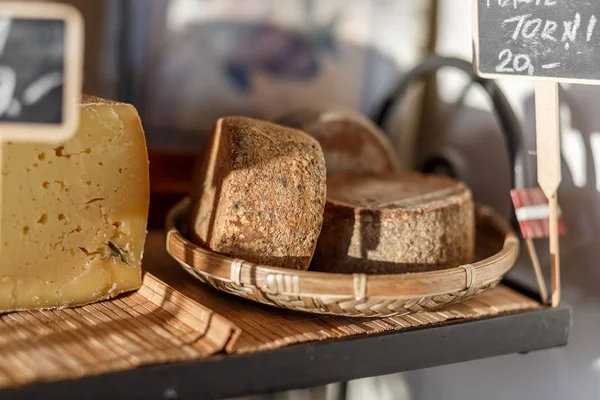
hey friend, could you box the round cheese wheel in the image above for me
[278,109,399,176]
[188,116,327,271]
[311,173,475,274]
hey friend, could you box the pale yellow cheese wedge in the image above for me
[0,95,149,312]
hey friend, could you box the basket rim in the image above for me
[165,197,519,299]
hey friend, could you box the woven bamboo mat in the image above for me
[0,273,237,388]
[0,232,541,389]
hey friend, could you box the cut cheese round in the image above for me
[311,173,475,274]
[189,116,327,270]
[278,109,399,176]
[0,95,149,312]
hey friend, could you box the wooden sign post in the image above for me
[0,2,83,247]
[535,81,561,307]
[472,0,600,307]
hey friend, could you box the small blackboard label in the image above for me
[0,19,65,124]
[474,0,600,83]
[0,3,82,141]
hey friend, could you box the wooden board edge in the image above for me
[472,0,480,76]
[0,304,571,400]
[474,71,600,85]
[0,143,3,249]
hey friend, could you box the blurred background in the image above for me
[35,0,600,398]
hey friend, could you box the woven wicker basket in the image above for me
[166,198,519,318]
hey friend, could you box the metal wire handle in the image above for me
[372,56,530,190]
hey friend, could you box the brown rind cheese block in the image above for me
[189,116,327,270]
[312,173,475,274]
[278,109,400,176]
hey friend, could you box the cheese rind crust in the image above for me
[0,95,149,312]
[312,173,475,274]
[278,109,400,176]
[189,116,327,270]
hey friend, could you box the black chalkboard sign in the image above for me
[0,3,82,141]
[473,1,571,308]
[0,19,65,124]
[473,0,600,83]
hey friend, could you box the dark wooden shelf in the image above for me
[1,296,570,400]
